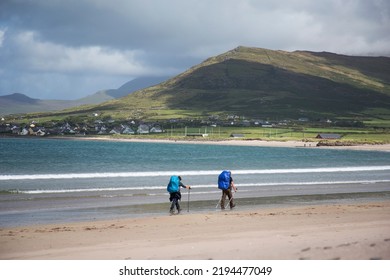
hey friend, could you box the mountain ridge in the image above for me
[3,46,390,122]
[96,46,389,120]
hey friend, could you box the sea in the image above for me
[1,137,390,227]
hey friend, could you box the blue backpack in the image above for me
[218,170,231,190]
[167,175,180,193]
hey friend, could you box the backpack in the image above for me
[218,170,231,190]
[167,175,180,193]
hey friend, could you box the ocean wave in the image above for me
[1,166,390,181]
[9,179,390,194]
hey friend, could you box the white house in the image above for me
[20,128,29,135]
[150,125,163,133]
[121,126,135,134]
[137,124,150,134]
[109,128,121,134]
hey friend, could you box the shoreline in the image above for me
[1,200,389,260]
[54,136,390,152]
[3,135,390,151]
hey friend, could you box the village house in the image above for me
[97,126,108,134]
[137,124,150,134]
[121,125,135,134]
[109,128,122,134]
[60,123,76,134]
[20,127,29,135]
[28,126,46,136]
[11,125,20,134]
[150,125,163,133]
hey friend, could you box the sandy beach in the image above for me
[1,201,389,260]
[75,136,390,152]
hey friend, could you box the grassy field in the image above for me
[109,125,390,144]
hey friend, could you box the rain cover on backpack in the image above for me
[167,175,180,193]
[218,170,231,190]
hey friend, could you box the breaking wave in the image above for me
[1,165,390,181]
[6,179,390,195]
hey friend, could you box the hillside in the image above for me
[12,46,390,122]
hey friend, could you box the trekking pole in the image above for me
[215,198,222,208]
[225,189,236,209]
[225,196,234,209]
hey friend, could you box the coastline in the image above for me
[3,135,390,151]
[1,200,389,260]
[62,136,390,152]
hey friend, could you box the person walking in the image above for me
[167,175,191,214]
[218,170,237,210]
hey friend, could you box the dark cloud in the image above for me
[0,0,389,100]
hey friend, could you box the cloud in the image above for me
[10,31,165,76]
[0,29,180,99]
[0,28,5,47]
[0,0,389,100]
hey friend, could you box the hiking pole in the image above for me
[225,196,234,209]
[215,198,222,208]
[225,189,236,209]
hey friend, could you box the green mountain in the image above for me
[21,46,390,122]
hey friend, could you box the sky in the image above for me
[1,0,389,100]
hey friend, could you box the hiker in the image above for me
[218,170,237,210]
[167,175,191,214]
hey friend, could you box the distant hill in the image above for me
[1,93,39,104]
[66,46,389,121]
[0,76,170,115]
[0,93,79,115]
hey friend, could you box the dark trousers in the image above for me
[169,192,182,212]
[221,187,234,209]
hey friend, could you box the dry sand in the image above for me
[1,201,389,260]
[77,136,390,152]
